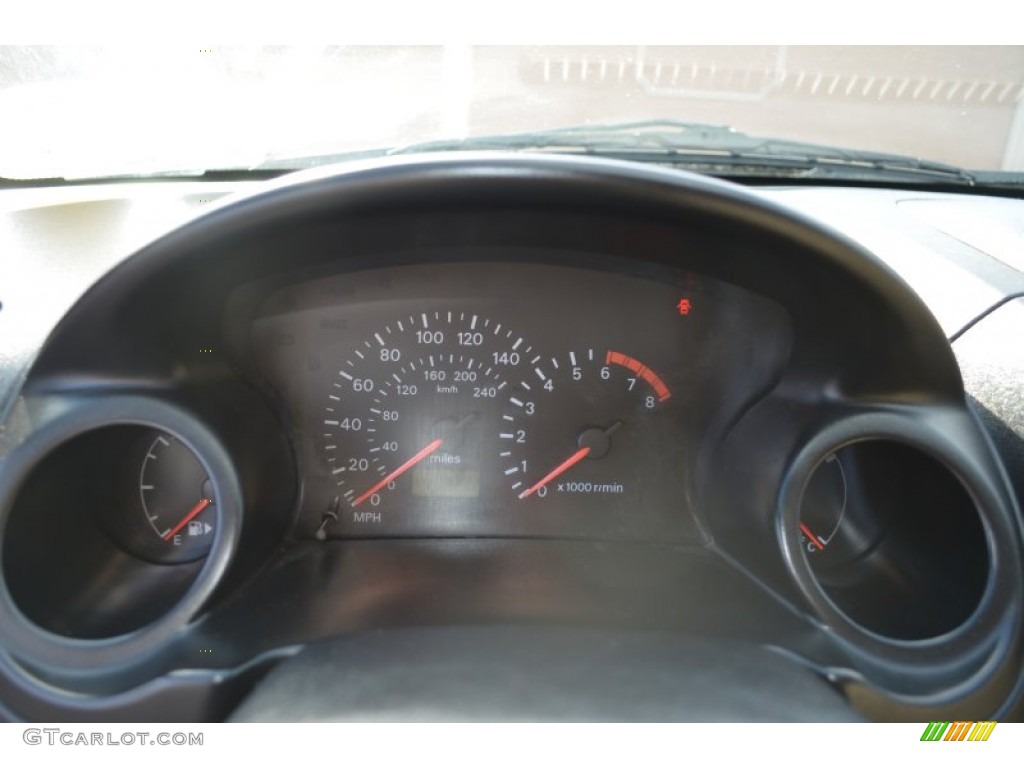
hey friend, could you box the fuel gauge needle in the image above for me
[351,438,443,507]
[518,446,591,500]
[163,498,212,541]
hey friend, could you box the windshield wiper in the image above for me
[255,119,996,188]
[380,120,982,186]
[5,120,1018,191]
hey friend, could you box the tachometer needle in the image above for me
[518,446,591,500]
[800,522,826,550]
[351,438,444,507]
[163,498,212,541]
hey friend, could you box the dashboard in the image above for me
[0,154,1022,722]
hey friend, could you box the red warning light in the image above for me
[677,298,692,316]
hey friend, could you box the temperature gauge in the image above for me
[799,454,847,555]
[799,447,886,573]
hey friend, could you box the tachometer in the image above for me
[501,348,678,513]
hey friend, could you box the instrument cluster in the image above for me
[246,261,790,543]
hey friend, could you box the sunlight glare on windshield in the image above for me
[0,45,1022,179]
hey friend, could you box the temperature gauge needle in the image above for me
[800,522,826,550]
[351,438,444,507]
[519,446,591,500]
[163,498,212,541]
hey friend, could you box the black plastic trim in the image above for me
[0,395,242,687]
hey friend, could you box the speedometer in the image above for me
[318,310,533,535]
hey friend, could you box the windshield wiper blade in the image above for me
[378,119,979,186]
[15,120,997,189]
[384,120,740,154]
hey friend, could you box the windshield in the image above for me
[2,45,1023,180]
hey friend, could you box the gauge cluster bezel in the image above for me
[0,395,242,681]
[777,409,1016,661]
[0,154,1020,720]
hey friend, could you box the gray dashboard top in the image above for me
[759,187,1024,339]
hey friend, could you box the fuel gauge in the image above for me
[138,432,217,563]
[102,428,219,564]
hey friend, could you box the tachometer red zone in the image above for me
[605,350,671,402]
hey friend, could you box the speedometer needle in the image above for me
[351,438,444,507]
[163,498,212,541]
[518,446,591,500]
